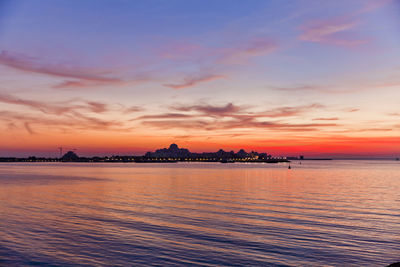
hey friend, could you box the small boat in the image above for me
[288,165,291,169]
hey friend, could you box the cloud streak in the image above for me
[137,113,193,120]
[219,38,277,64]
[171,102,323,118]
[173,102,244,116]
[142,118,337,131]
[139,102,332,132]
[0,110,125,135]
[297,1,390,47]
[313,117,339,121]
[299,18,368,46]
[163,75,225,89]
[260,104,324,118]
[0,51,120,81]
[162,38,277,90]
[0,93,110,115]
[0,50,132,89]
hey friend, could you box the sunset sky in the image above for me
[0,0,399,157]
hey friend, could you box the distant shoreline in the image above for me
[1,143,398,163]
[0,157,291,163]
[2,158,400,163]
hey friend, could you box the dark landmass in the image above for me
[0,143,289,163]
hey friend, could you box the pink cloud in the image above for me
[0,93,110,115]
[299,18,368,46]
[124,106,143,113]
[161,42,203,60]
[163,74,225,89]
[51,79,138,90]
[0,51,121,82]
[173,102,244,116]
[219,38,277,64]
[356,0,393,15]
[0,51,139,89]
[0,110,126,135]
[170,102,323,119]
[260,104,324,118]
[137,113,193,120]
[298,1,392,47]
[139,102,332,132]
[142,118,338,132]
[159,38,277,90]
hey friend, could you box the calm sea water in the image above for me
[0,161,399,266]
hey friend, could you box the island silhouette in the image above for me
[0,143,291,163]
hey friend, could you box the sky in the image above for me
[0,0,399,158]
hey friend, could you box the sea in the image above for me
[0,160,399,266]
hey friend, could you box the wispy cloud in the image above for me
[271,84,339,93]
[218,38,277,64]
[86,101,109,113]
[298,0,391,47]
[173,102,244,116]
[299,17,368,46]
[0,51,120,81]
[142,120,210,130]
[24,122,35,135]
[0,93,74,115]
[170,102,323,119]
[124,106,143,113]
[161,37,277,90]
[260,104,324,118]
[313,117,339,121]
[0,93,110,115]
[347,108,360,112]
[356,0,392,15]
[273,84,323,91]
[139,102,331,132]
[137,113,193,120]
[142,118,337,132]
[52,80,118,89]
[0,50,129,89]
[0,93,147,135]
[160,42,203,60]
[271,84,358,94]
[0,110,125,135]
[163,74,225,89]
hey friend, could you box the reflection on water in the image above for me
[0,161,399,266]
